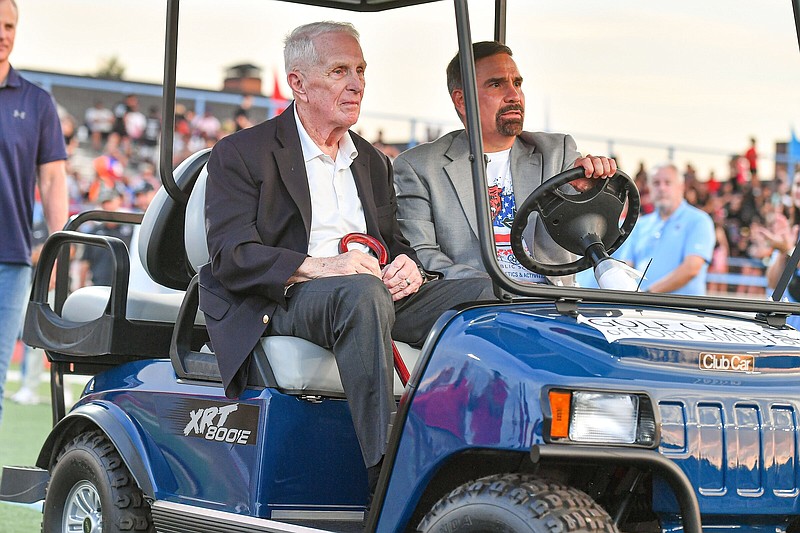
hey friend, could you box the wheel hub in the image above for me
[64,480,103,533]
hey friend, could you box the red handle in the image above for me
[338,232,389,266]
[339,233,410,386]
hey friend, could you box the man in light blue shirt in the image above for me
[619,164,714,295]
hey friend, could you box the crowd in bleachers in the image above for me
[63,95,215,216]
[59,94,407,223]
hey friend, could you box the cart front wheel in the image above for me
[417,473,619,533]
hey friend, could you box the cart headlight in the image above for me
[548,390,657,447]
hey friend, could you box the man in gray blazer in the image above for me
[394,41,617,285]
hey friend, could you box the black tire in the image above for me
[417,473,619,533]
[42,430,153,533]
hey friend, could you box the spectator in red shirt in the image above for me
[745,137,758,181]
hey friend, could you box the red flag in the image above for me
[271,69,289,117]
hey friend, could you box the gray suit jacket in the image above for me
[394,130,580,285]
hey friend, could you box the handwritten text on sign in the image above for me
[577,315,800,347]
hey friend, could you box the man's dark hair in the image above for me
[446,41,513,95]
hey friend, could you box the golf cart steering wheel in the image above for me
[510,167,639,277]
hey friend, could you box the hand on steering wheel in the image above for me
[509,167,639,277]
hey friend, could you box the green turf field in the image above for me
[0,365,86,533]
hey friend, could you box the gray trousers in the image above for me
[267,274,495,467]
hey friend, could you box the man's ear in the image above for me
[451,89,466,118]
[287,71,308,102]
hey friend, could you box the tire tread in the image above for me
[43,429,153,532]
[418,473,620,533]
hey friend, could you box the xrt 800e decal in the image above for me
[162,399,260,445]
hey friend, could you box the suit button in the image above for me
[262,314,270,325]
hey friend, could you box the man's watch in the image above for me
[418,264,440,284]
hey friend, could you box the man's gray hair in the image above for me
[284,21,360,74]
[650,163,684,184]
[3,0,18,16]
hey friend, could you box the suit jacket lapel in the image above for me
[350,149,381,238]
[511,136,543,247]
[444,131,480,239]
[274,103,312,240]
[444,133,545,242]
[511,136,543,209]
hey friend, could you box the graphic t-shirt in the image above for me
[486,149,545,284]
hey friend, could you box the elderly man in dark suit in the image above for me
[199,21,493,489]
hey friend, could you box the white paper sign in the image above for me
[577,314,800,347]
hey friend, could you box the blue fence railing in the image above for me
[707,256,768,293]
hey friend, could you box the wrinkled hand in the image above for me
[323,250,381,277]
[294,250,381,283]
[570,154,618,192]
[381,254,422,301]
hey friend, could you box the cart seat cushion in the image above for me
[261,336,420,396]
[61,287,419,396]
[61,286,205,325]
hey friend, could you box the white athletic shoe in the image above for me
[10,387,39,405]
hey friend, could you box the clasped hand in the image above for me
[309,250,422,301]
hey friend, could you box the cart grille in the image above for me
[659,400,798,498]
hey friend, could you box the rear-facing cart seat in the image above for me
[60,287,199,325]
[23,150,213,362]
[55,149,214,329]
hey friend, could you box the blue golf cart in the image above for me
[4,1,800,532]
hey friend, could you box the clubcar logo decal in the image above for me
[699,352,756,374]
[167,399,259,445]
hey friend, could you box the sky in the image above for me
[10,0,800,179]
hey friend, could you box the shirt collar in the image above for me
[673,199,689,217]
[656,199,688,224]
[293,106,358,164]
[0,66,21,89]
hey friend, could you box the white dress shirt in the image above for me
[294,109,369,257]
